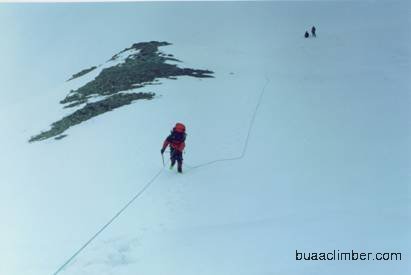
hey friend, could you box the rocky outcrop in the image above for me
[67,66,97,81]
[29,93,154,142]
[29,41,214,142]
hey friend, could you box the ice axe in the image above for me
[161,152,165,167]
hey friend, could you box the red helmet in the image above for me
[174,123,186,133]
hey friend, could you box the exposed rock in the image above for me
[30,93,154,142]
[54,134,68,140]
[60,41,213,107]
[30,41,214,142]
[67,66,97,81]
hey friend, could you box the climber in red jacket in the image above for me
[161,123,186,173]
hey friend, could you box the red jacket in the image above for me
[162,123,186,152]
[163,137,185,152]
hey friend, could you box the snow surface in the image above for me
[0,1,410,275]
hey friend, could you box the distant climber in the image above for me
[304,31,309,38]
[311,26,316,37]
[161,123,186,173]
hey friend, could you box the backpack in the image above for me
[170,123,186,143]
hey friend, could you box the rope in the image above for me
[185,77,270,170]
[52,77,270,275]
[52,168,164,275]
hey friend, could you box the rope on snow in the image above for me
[185,77,270,169]
[52,77,270,275]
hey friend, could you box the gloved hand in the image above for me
[161,148,165,154]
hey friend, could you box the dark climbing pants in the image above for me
[170,148,183,172]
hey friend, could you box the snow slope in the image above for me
[0,1,409,275]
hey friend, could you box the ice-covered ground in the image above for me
[0,1,409,275]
